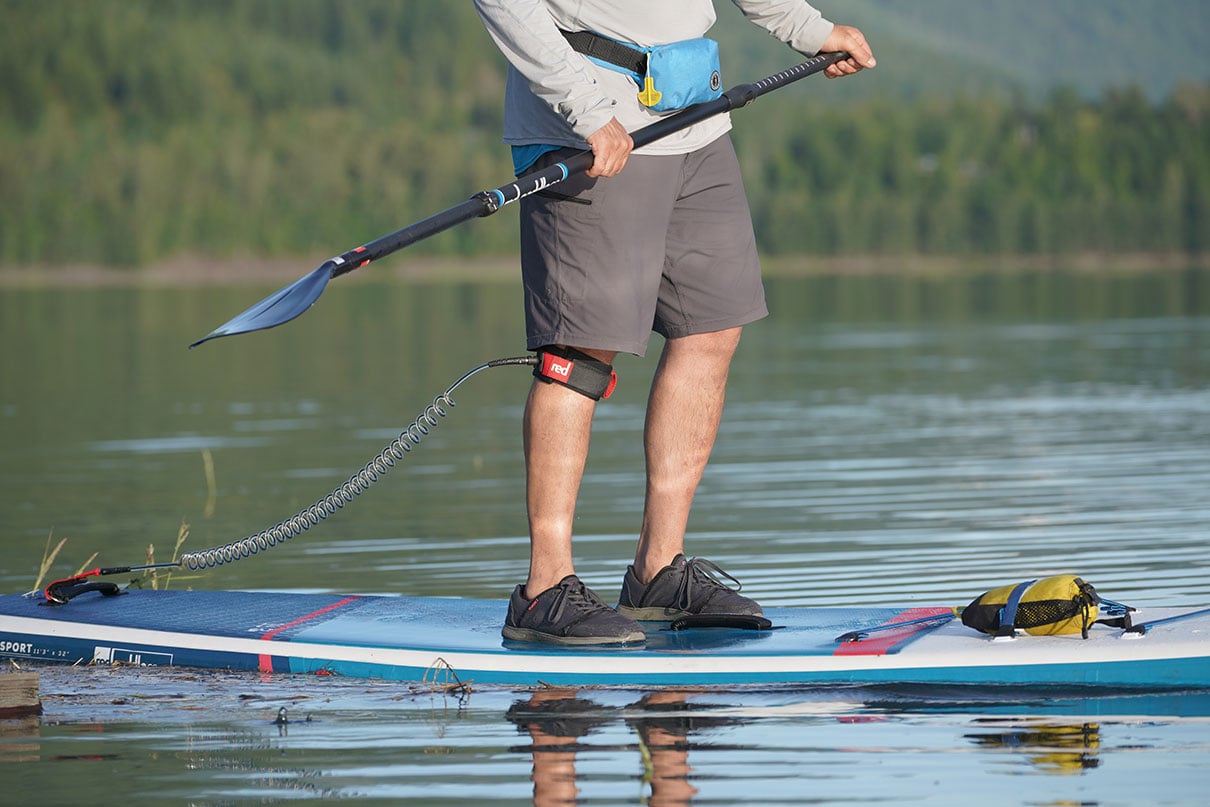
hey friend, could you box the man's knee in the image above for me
[533,345,618,401]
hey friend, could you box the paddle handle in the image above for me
[330,51,848,278]
[632,50,848,150]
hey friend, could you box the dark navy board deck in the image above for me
[2,590,1208,688]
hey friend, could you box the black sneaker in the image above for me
[616,554,764,621]
[503,575,646,645]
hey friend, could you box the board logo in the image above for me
[93,646,175,666]
[541,353,574,380]
[0,640,34,654]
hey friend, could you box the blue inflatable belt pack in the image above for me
[563,30,723,112]
[638,37,723,111]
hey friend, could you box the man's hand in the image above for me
[821,24,876,78]
[585,117,633,178]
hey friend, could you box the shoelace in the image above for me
[675,557,742,611]
[548,577,612,625]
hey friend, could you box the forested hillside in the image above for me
[804,0,1210,102]
[2,1,1207,267]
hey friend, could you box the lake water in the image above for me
[2,266,1210,804]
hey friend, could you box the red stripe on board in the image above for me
[833,607,954,657]
[258,596,362,673]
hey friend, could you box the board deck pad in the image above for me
[2,589,1209,689]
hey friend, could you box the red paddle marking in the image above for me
[833,607,954,657]
[258,596,362,673]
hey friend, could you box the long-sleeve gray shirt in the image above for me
[473,0,833,155]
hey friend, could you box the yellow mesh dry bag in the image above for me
[960,575,1102,638]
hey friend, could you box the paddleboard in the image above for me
[2,589,1208,689]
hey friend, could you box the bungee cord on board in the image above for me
[38,355,537,603]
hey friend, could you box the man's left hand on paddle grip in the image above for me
[586,117,633,178]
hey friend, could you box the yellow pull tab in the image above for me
[637,76,662,108]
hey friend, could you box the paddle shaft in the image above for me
[190,51,848,346]
[327,51,848,280]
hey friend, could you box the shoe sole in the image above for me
[615,605,687,621]
[502,626,646,646]
[616,605,765,622]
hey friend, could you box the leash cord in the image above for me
[179,355,535,571]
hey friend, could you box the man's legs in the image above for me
[516,327,761,635]
[508,138,764,638]
[631,327,741,584]
[521,327,739,594]
[521,346,616,598]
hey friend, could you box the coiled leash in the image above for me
[41,355,551,605]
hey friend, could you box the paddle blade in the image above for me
[189,262,334,348]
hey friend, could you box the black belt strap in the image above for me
[561,30,647,75]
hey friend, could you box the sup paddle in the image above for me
[190,51,849,348]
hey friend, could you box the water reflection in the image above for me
[507,689,736,806]
[499,686,1205,804]
[965,720,1101,774]
[0,715,40,764]
[7,662,1210,804]
[179,724,342,801]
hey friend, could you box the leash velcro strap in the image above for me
[561,30,646,75]
[669,614,774,631]
[41,565,142,605]
[534,346,617,400]
[42,577,123,605]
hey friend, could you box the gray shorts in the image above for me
[519,134,767,356]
